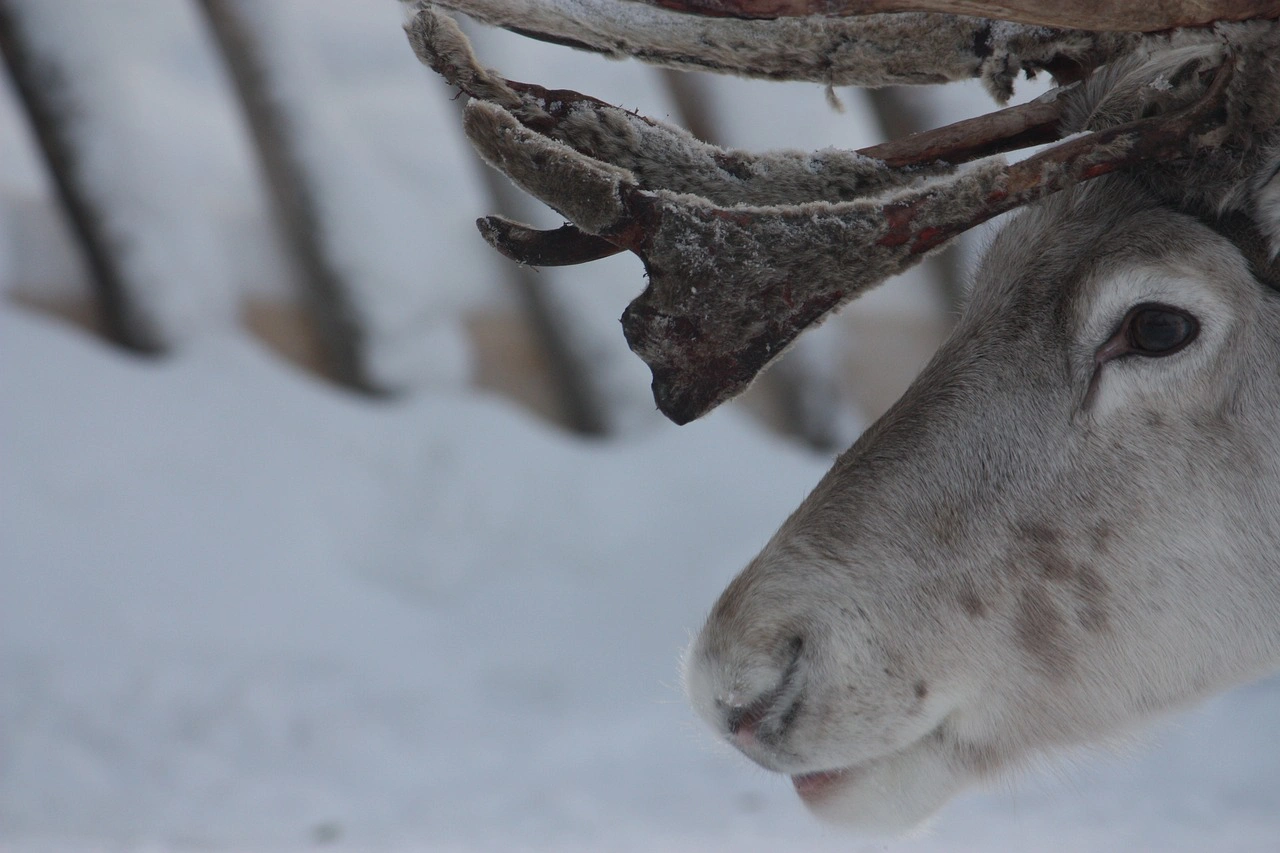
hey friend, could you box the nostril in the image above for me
[718,634,806,740]
[726,699,769,737]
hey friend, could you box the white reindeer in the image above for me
[406,0,1280,832]
[685,59,1280,833]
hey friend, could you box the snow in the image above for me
[4,304,1280,852]
[3,2,1280,850]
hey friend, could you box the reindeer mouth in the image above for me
[791,767,855,802]
[786,719,956,815]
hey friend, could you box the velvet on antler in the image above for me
[406,2,1269,424]
[416,0,1141,97]
[631,0,1280,32]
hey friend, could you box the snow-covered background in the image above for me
[2,2,1277,851]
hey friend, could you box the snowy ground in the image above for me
[4,306,1280,852]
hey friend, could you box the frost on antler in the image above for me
[632,0,1280,33]
[406,3,1268,423]
[417,0,1138,98]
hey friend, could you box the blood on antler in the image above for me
[405,1,1277,424]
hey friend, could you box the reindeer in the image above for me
[684,140,1280,831]
[405,0,1280,830]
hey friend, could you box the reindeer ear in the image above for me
[1060,43,1223,134]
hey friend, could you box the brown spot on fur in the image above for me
[958,584,987,619]
[928,728,1002,775]
[1002,554,1027,579]
[1074,564,1111,632]
[913,680,929,700]
[1014,587,1073,678]
[1017,521,1074,582]
[1018,523,1061,547]
[955,739,1003,775]
[1037,549,1074,582]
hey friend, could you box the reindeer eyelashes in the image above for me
[1081,303,1200,412]
[1097,303,1200,364]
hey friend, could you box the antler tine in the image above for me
[414,0,1138,98]
[501,78,963,206]
[478,218,625,266]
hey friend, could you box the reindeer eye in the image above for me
[1125,304,1198,356]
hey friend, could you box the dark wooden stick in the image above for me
[200,0,378,393]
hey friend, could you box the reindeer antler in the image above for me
[416,0,1140,97]
[406,2,1273,424]
[630,1,1280,32]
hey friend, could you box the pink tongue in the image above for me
[791,768,848,801]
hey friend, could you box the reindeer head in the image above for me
[406,0,1280,831]
[686,166,1280,829]
[679,40,1280,827]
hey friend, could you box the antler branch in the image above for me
[634,1,1280,32]
[418,0,1138,97]
[472,89,1066,268]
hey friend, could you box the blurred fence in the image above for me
[0,0,959,448]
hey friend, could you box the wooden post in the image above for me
[0,1,163,353]
[198,0,376,393]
